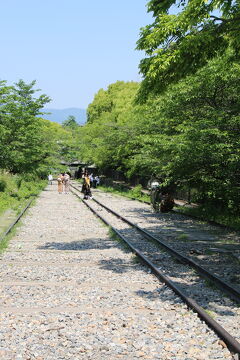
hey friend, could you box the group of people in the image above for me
[57,173,71,194]
[47,170,100,199]
[89,174,100,188]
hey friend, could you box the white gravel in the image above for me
[0,183,236,359]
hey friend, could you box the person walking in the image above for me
[95,175,100,187]
[63,173,70,194]
[83,173,92,199]
[48,174,53,185]
[89,173,94,188]
[57,173,64,194]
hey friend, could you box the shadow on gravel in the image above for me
[37,238,121,251]
[126,205,240,242]
[98,258,141,274]
[134,284,237,317]
[101,225,240,318]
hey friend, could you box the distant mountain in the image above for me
[42,108,87,125]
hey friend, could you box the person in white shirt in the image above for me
[48,174,53,185]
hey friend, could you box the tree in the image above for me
[79,81,140,173]
[130,55,240,212]
[62,115,79,130]
[136,0,240,101]
[0,80,51,173]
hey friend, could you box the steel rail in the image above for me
[0,198,34,243]
[89,196,240,304]
[70,185,240,356]
[96,182,235,230]
[70,183,240,302]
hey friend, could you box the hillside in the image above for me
[42,108,87,125]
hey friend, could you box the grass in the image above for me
[204,309,216,319]
[0,189,40,254]
[0,172,47,254]
[0,220,21,254]
[175,204,240,231]
[0,172,46,216]
[108,228,131,252]
[204,278,218,290]
[176,233,189,241]
[98,184,150,203]
[131,254,142,264]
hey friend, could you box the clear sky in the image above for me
[1,1,153,109]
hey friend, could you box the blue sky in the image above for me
[1,1,153,109]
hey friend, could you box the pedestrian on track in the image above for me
[82,172,92,199]
[57,173,64,194]
[63,172,71,194]
[48,173,53,185]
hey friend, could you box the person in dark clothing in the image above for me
[82,173,92,199]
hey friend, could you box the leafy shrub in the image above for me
[0,179,7,192]
[130,184,143,198]
[0,172,46,215]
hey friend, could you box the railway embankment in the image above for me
[98,180,239,231]
[0,183,238,359]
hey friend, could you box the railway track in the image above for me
[1,184,239,358]
[71,183,240,358]
[84,184,240,301]
[0,198,34,243]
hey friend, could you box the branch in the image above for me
[210,15,240,23]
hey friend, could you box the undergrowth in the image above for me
[176,204,240,231]
[0,172,46,216]
[98,184,150,203]
[97,182,239,231]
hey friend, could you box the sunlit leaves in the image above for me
[0,80,51,174]
[136,0,240,100]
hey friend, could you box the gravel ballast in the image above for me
[0,184,235,359]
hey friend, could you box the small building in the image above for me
[60,160,97,178]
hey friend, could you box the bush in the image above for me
[130,184,143,198]
[0,179,7,192]
[0,172,46,215]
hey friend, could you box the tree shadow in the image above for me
[37,237,121,251]
[134,287,237,317]
[98,258,141,274]
[37,218,239,319]
[125,204,240,243]
[97,225,240,318]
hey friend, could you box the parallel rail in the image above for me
[71,183,240,357]
[71,183,240,304]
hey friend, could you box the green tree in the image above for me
[79,81,140,173]
[62,115,79,130]
[0,79,51,173]
[136,0,240,100]
[129,55,240,212]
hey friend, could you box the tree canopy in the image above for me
[0,80,51,174]
[136,0,240,101]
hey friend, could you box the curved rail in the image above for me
[70,184,240,356]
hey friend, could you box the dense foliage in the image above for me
[0,80,81,177]
[78,53,240,215]
[136,0,240,101]
[0,80,51,174]
[78,81,140,173]
[0,171,46,215]
[1,0,239,222]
